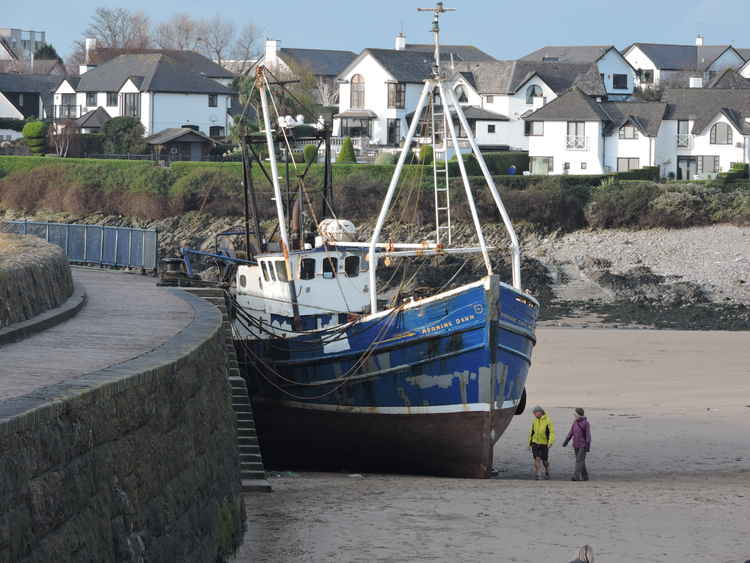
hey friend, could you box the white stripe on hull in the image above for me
[253,397,520,415]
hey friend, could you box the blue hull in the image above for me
[238,276,538,477]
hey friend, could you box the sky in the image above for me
[6,0,750,60]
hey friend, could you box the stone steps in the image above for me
[182,287,271,493]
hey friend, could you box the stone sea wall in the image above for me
[0,292,245,562]
[0,234,73,329]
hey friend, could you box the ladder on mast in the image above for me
[431,92,452,245]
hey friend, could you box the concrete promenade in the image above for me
[0,267,194,401]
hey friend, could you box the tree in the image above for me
[102,116,146,154]
[22,121,48,155]
[228,23,261,74]
[303,144,318,164]
[336,137,356,164]
[69,7,151,64]
[316,76,339,107]
[34,43,62,62]
[197,14,234,65]
[154,13,203,51]
[419,144,433,165]
[49,121,80,157]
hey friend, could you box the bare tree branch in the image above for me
[84,7,152,49]
[154,13,203,50]
[197,14,235,65]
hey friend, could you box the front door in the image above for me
[677,156,697,180]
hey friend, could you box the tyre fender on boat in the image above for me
[515,388,526,415]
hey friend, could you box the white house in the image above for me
[624,37,748,89]
[53,52,236,138]
[524,86,750,178]
[450,59,607,150]
[257,39,356,106]
[333,35,495,147]
[519,45,636,100]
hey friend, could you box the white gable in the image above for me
[0,91,23,119]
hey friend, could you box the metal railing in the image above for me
[565,135,588,151]
[53,105,82,120]
[3,221,159,270]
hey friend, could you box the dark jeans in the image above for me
[574,448,589,480]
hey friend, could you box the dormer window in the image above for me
[350,74,365,109]
[618,124,639,140]
[526,85,544,105]
[454,85,467,103]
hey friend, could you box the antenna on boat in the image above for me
[417,2,454,78]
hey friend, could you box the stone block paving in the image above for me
[0,267,194,401]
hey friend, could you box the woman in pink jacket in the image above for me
[562,407,591,481]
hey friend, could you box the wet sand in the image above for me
[236,328,750,562]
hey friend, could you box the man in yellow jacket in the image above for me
[529,405,555,480]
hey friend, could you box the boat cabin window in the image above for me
[322,257,338,278]
[239,274,247,288]
[268,261,277,281]
[300,258,316,280]
[275,261,288,282]
[345,256,359,277]
[261,262,270,282]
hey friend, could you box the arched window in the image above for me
[710,122,733,145]
[526,85,544,105]
[350,74,365,109]
[454,84,467,103]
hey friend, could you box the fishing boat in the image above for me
[231,3,539,478]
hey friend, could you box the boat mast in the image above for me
[256,66,302,324]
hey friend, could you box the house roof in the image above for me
[453,60,606,96]
[662,88,750,134]
[75,54,235,94]
[145,127,215,145]
[278,48,357,77]
[86,48,235,78]
[74,106,111,128]
[0,59,66,75]
[405,105,509,122]
[520,45,615,64]
[707,67,750,89]
[599,101,667,136]
[403,44,495,62]
[352,48,436,82]
[524,88,667,136]
[524,87,613,122]
[627,43,742,71]
[0,73,63,93]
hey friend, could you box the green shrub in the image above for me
[303,144,318,164]
[586,181,658,228]
[645,190,708,228]
[102,116,147,154]
[22,120,48,155]
[374,152,396,165]
[419,144,433,165]
[615,166,660,181]
[336,137,357,164]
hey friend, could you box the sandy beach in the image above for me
[236,327,750,562]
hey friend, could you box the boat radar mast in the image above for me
[366,2,523,313]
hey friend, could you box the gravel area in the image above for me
[526,225,750,305]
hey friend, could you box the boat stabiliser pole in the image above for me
[437,81,493,276]
[258,68,302,324]
[368,80,433,314]
[444,86,522,290]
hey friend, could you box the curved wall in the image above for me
[0,234,73,329]
[0,291,245,562]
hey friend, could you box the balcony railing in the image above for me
[676,133,693,148]
[54,105,82,120]
[565,135,588,151]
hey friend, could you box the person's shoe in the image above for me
[544,473,550,480]
[582,477,589,481]
[535,475,541,480]
[571,477,579,481]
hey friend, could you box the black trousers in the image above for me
[574,448,589,480]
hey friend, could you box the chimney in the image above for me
[79,37,97,75]
[395,32,406,51]
[265,39,279,66]
[695,34,704,47]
